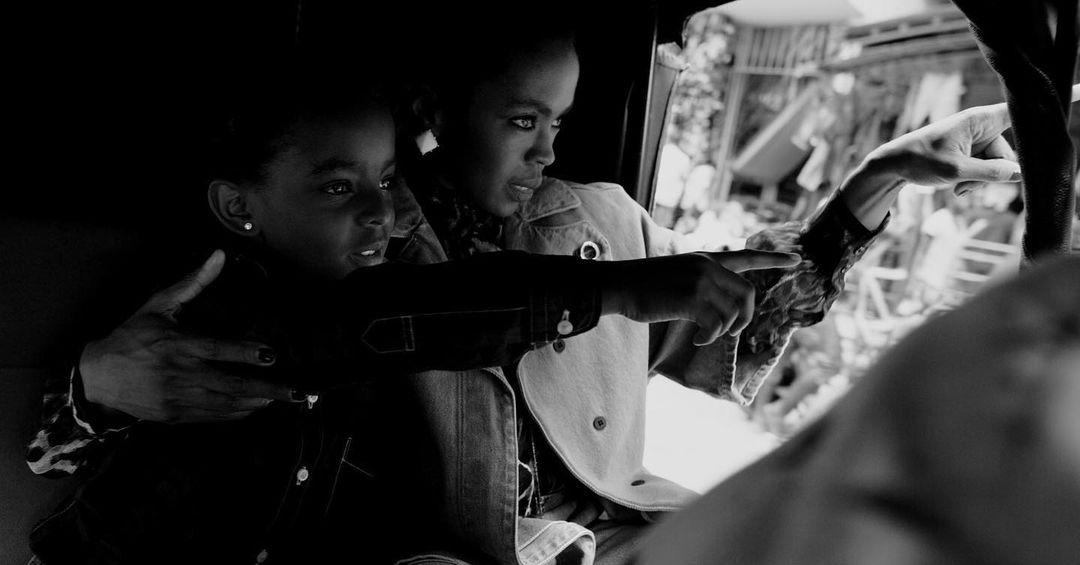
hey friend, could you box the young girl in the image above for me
[398,15,1024,565]
[26,69,794,564]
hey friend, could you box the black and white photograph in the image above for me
[3,0,1079,563]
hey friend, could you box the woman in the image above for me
[395,17,1024,565]
[26,67,795,564]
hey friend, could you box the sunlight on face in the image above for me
[441,37,579,217]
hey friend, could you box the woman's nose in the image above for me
[527,129,556,168]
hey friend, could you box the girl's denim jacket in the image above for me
[26,232,607,564]
[398,177,884,565]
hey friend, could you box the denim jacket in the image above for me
[400,177,883,565]
[27,242,609,564]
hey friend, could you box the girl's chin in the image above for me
[346,253,387,270]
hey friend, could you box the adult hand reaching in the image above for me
[840,101,1026,230]
[872,102,1021,192]
[600,250,801,346]
[79,250,295,425]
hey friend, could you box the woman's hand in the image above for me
[840,102,1021,230]
[600,250,801,346]
[79,250,295,425]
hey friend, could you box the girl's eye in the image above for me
[378,175,398,191]
[321,181,352,196]
[510,117,536,130]
[552,118,563,130]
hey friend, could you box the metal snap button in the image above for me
[255,549,270,564]
[296,466,310,485]
[553,339,566,353]
[592,416,607,430]
[578,241,601,260]
[557,309,573,336]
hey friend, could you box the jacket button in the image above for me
[557,309,573,335]
[631,479,645,486]
[592,416,606,430]
[553,339,566,353]
[296,467,310,485]
[578,241,601,260]
[255,549,270,563]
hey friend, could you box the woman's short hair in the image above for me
[416,7,579,112]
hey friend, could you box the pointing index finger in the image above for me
[710,250,802,273]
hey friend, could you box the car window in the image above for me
[643,0,1078,493]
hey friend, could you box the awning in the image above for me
[714,0,860,26]
[729,85,819,185]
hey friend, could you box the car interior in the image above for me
[2,0,1077,562]
[1,1,723,560]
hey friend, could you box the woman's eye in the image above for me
[510,117,536,130]
[552,118,564,130]
[321,182,352,196]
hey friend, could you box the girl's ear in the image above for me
[207,180,259,236]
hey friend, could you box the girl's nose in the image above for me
[355,190,393,227]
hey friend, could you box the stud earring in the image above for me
[416,129,439,155]
[242,221,254,231]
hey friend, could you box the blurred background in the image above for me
[643,0,1080,493]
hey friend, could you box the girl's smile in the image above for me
[225,104,398,280]
[348,243,388,268]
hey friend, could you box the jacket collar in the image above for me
[516,177,582,222]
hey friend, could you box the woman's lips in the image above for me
[507,179,541,203]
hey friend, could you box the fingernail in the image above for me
[1009,170,1022,182]
[258,347,276,364]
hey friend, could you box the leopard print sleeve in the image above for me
[729,197,888,403]
[26,368,129,477]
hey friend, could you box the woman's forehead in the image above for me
[481,45,579,111]
[498,36,578,79]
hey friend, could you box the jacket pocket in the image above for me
[321,435,380,526]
